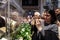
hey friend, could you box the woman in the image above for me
[42,10,59,40]
[31,12,44,40]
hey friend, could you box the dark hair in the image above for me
[54,8,60,10]
[0,17,5,27]
[48,10,57,24]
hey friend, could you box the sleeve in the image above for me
[43,24,56,30]
[42,24,55,30]
[42,24,58,34]
[31,25,34,34]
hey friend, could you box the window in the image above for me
[51,0,58,8]
[22,0,38,6]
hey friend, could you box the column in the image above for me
[58,0,60,8]
[39,0,45,14]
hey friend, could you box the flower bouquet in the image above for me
[11,23,31,40]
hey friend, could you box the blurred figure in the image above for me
[55,8,60,16]
[0,16,5,27]
[42,10,59,40]
[55,8,60,25]
[55,8,60,26]
[55,8,60,39]
[56,14,60,26]
[0,16,6,38]
[23,16,31,23]
[30,9,59,40]
[31,11,44,40]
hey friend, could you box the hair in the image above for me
[48,10,57,24]
[54,8,60,10]
[0,17,5,27]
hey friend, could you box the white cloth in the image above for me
[0,38,7,40]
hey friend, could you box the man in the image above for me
[55,8,60,39]
[55,8,60,15]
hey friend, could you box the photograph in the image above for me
[0,0,60,40]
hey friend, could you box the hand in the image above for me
[31,19,35,25]
[35,19,41,25]
[35,19,42,31]
[57,21,60,26]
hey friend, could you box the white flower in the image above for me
[1,38,7,40]
[19,37,23,40]
[26,32,28,35]
[21,28,25,32]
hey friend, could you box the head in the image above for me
[11,11,19,21]
[27,16,31,21]
[43,10,57,24]
[55,8,60,15]
[33,11,40,19]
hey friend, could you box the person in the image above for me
[54,8,60,26]
[0,16,5,27]
[0,16,6,38]
[55,8,60,16]
[57,14,60,40]
[31,10,59,40]
[31,11,44,40]
[56,14,60,26]
[42,10,59,40]
[55,8,60,39]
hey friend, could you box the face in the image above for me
[55,9,60,15]
[34,14,41,19]
[43,12,51,23]
[34,12,40,19]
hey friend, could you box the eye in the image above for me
[56,11,58,12]
[45,15,50,16]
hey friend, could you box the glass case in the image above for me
[0,0,24,39]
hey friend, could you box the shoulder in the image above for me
[51,24,58,27]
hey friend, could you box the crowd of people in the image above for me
[0,7,60,40]
[23,8,60,40]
